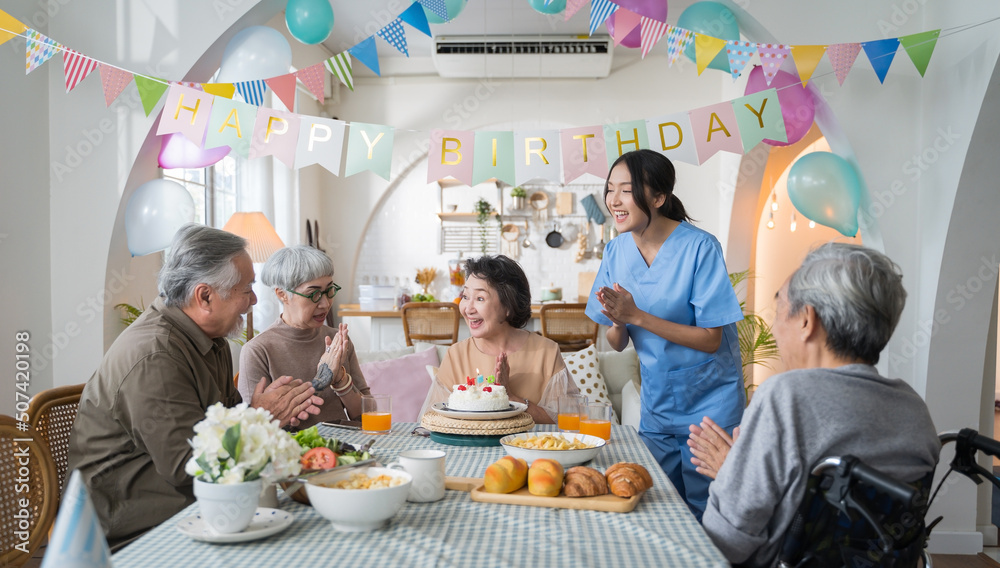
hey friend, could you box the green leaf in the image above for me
[245,458,271,481]
[221,423,241,463]
[194,454,213,480]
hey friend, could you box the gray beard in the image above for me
[226,315,245,340]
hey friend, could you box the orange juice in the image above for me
[362,412,392,433]
[557,413,580,431]
[579,419,611,440]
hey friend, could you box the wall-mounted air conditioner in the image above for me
[432,35,613,79]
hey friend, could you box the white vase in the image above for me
[193,478,262,534]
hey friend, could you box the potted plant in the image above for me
[474,198,499,254]
[510,186,527,210]
[729,270,780,402]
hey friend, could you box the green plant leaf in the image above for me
[245,457,271,482]
[221,423,241,463]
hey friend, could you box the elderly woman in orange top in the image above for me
[239,245,370,428]
[423,255,577,424]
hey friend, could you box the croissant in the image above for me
[563,466,608,497]
[605,462,653,497]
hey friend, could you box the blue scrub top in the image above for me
[586,222,745,435]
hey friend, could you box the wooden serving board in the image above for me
[446,476,641,513]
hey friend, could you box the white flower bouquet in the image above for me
[185,403,303,485]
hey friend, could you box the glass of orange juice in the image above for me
[579,401,612,441]
[557,394,587,432]
[362,394,392,434]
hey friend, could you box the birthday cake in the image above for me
[447,376,510,412]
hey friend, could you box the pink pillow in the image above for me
[360,348,439,422]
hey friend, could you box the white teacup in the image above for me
[387,450,446,503]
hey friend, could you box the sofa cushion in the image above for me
[598,348,640,394]
[563,345,619,424]
[360,347,439,422]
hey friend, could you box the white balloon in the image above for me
[125,179,197,256]
[216,26,293,83]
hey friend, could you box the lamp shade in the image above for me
[222,212,285,262]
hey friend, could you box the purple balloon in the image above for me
[158,132,231,169]
[744,65,815,147]
[606,0,667,49]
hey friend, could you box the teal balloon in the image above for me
[678,1,740,72]
[424,0,469,24]
[285,0,334,45]
[527,0,566,15]
[786,152,862,237]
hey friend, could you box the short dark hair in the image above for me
[605,149,691,228]
[463,255,532,329]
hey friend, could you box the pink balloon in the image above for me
[744,65,815,147]
[158,132,231,169]
[606,0,667,49]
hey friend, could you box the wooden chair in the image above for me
[27,383,84,498]
[0,415,58,566]
[400,302,461,346]
[540,303,598,352]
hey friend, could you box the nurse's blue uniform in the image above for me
[586,221,744,520]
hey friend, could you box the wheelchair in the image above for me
[777,428,1000,568]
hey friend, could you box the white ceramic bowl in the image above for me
[499,432,606,467]
[304,466,413,532]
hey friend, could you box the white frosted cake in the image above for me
[447,382,510,411]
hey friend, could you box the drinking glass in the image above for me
[557,394,587,432]
[362,394,392,434]
[579,401,612,441]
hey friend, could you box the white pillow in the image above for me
[562,345,619,424]
[598,348,640,395]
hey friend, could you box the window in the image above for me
[163,155,242,227]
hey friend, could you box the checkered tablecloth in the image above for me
[113,424,728,567]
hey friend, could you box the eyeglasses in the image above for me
[286,282,341,303]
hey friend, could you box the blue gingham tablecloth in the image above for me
[113,424,729,568]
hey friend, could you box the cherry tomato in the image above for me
[300,447,338,470]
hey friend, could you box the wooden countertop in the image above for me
[338,303,544,318]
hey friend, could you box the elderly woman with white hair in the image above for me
[239,245,370,427]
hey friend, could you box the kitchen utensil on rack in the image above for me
[529,191,549,222]
[521,221,533,248]
[500,223,520,259]
[545,222,564,248]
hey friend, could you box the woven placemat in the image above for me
[421,410,534,435]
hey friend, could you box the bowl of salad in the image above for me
[281,426,375,505]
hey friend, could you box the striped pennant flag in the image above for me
[98,64,133,107]
[324,52,354,91]
[63,49,99,93]
[665,25,694,67]
[565,0,588,21]
[377,18,409,57]
[639,16,669,59]
[415,0,447,20]
[26,29,61,75]
[589,0,618,37]
[294,62,327,104]
[235,79,266,106]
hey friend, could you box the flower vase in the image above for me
[193,478,262,534]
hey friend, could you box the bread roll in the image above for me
[605,462,653,497]
[563,466,608,497]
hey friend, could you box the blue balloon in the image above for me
[527,0,566,15]
[786,152,862,237]
[677,1,740,72]
[285,0,334,45]
[125,179,197,256]
[424,0,468,24]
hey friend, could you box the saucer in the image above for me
[177,508,293,543]
[432,401,528,420]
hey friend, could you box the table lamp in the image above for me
[222,212,284,340]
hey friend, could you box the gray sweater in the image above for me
[702,364,940,567]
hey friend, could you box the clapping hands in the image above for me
[597,283,640,326]
[688,417,740,480]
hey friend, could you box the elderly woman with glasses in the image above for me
[239,245,370,427]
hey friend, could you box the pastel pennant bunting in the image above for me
[265,73,298,110]
[345,122,394,180]
[134,75,169,116]
[377,18,409,57]
[899,29,940,77]
[639,17,669,59]
[295,116,346,173]
[862,37,900,84]
[235,80,266,106]
[612,9,641,47]
[250,107,301,169]
[689,101,744,163]
[349,36,381,76]
[726,40,757,80]
[206,97,257,157]
[399,2,432,37]
[98,64,134,107]
[515,130,562,185]
[560,125,607,183]
[827,43,862,85]
[416,0,448,20]
[428,129,475,185]
[790,45,827,86]
[565,0,588,21]
[756,43,791,86]
[665,25,694,67]
[645,111,699,165]
[694,34,727,75]
[294,63,327,104]
[25,29,61,75]
[603,120,649,164]
[63,49,99,93]
[202,82,235,98]
[472,131,516,185]
[40,471,113,568]
[173,81,203,90]
[589,0,618,37]
[0,8,27,47]
[325,53,354,91]
[156,85,214,145]
[731,88,787,148]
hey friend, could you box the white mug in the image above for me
[388,449,446,503]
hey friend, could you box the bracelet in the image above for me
[332,368,354,396]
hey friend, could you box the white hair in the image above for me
[261,245,334,290]
[157,224,247,307]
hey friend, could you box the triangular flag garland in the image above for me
[611,9,641,47]
[294,63,327,104]
[399,1,432,38]
[639,17,669,59]
[98,64,133,107]
[349,36,381,76]
[376,18,409,57]
[862,37,901,84]
[589,0,618,37]
[134,75,169,116]
[25,29,60,75]
[726,40,757,80]
[264,73,298,110]
[827,43,862,85]
[415,0,448,21]
[235,80,267,106]
[325,53,355,91]
[0,8,26,47]
[63,49,99,93]
[694,34,727,75]
[202,82,235,98]
[790,45,827,86]
[899,29,940,77]
[757,43,791,85]
[665,25,695,67]
[565,0,589,22]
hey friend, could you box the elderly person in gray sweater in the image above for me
[688,243,940,567]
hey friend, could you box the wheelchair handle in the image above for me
[940,428,1000,457]
[812,456,919,507]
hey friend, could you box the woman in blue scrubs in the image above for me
[586,149,744,520]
